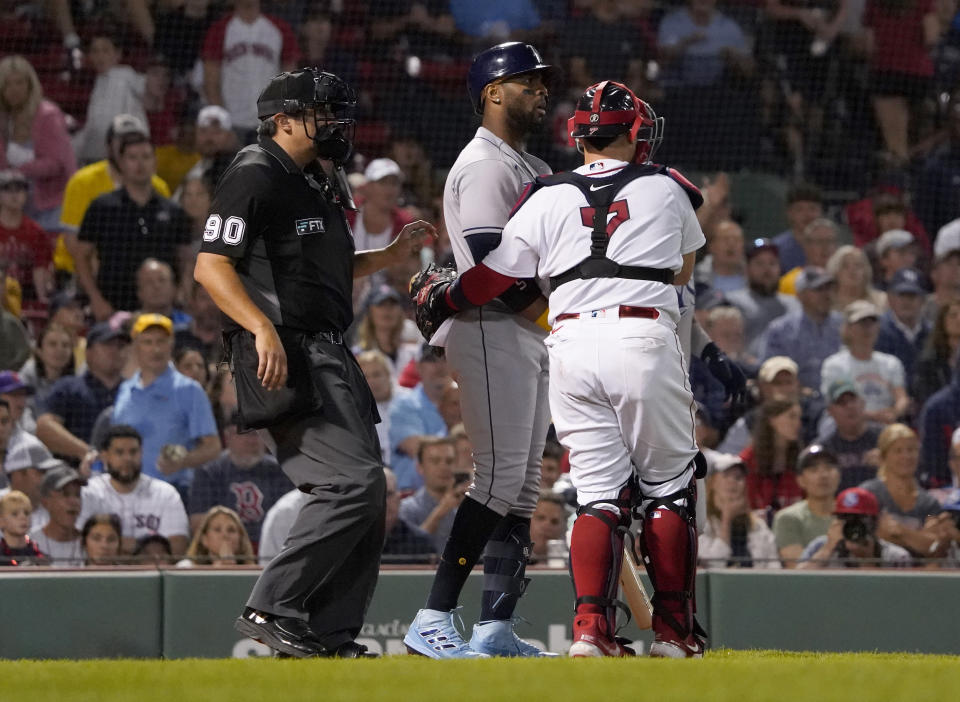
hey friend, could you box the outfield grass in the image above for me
[3,651,956,702]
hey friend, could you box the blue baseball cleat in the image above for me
[469,619,558,657]
[404,608,490,658]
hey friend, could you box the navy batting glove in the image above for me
[700,342,747,410]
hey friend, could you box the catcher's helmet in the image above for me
[568,80,664,164]
[467,42,555,115]
[257,67,357,163]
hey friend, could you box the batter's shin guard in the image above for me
[570,494,632,636]
[479,514,532,621]
[638,482,707,643]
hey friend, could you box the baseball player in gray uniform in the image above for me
[403,42,557,659]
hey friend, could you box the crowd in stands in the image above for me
[2,0,960,570]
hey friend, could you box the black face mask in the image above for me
[300,112,355,165]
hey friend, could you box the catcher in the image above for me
[410,80,710,658]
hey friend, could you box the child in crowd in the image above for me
[0,490,45,565]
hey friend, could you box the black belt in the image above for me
[306,330,344,345]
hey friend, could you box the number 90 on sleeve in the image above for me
[203,214,246,245]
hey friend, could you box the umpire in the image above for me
[194,67,434,658]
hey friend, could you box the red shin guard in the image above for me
[640,502,697,637]
[569,509,620,616]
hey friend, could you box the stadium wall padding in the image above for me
[1,569,957,658]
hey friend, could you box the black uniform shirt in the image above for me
[200,138,356,334]
[78,188,192,312]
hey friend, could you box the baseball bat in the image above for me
[619,542,653,630]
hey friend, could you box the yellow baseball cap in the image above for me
[131,313,173,338]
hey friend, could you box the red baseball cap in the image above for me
[833,487,879,516]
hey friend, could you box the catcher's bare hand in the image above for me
[254,323,287,391]
[388,219,437,264]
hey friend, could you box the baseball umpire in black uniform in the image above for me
[194,67,434,658]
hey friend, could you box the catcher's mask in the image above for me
[567,80,663,164]
[257,67,357,164]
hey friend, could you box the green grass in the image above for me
[2,651,957,702]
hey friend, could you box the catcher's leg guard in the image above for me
[637,480,707,654]
[479,514,532,622]
[569,485,633,633]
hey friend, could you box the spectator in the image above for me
[79,424,189,555]
[932,427,960,504]
[864,0,939,163]
[367,1,458,61]
[0,169,53,304]
[820,300,910,424]
[740,398,804,515]
[398,437,463,552]
[179,505,255,566]
[0,55,76,232]
[695,219,747,293]
[73,27,147,165]
[256,487,308,564]
[819,381,883,489]
[389,135,435,210]
[772,183,824,274]
[60,114,172,279]
[136,258,192,328]
[0,430,59,529]
[382,467,436,562]
[47,0,155,48]
[188,413,291,546]
[178,106,238,199]
[773,445,842,567]
[924,248,960,324]
[154,0,219,78]
[863,423,947,556]
[540,441,564,491]
[918,353,960,487]
[703,305,756,375]
[46,291,86,360]
[348,159,416,254]
[132,533,174,565]
[29,465,84,566]
[779,218,839,295]
[561,0,648,95]
[180,172,216,246]
[143,55,185,149]
[0,369,36,436]
[798,487,912,568]
[389,345,450,490]
[875,229,918,287]
[0,398,13,482]
[74,132,193,319]
[201,0,300,142]
[825,245,887,314]
[174,348,208,387]
[111,314,221,496]
[36,322,129,469]
[848,190,930,255]
[449,0,542,40]
[875,268,930,389]
[529,490,568,563]
[0,489,44,565]
[353,285,420,379]
[0,275,30,370]
[762,266,842,391]
[18,324,75,429]
[80,513,122,565]
[438,380,462,432]
[357,349,404,467]
[699,454,781,568]
[917,95,960,235]
[298,2,357,85]
[727,238,801,354]
[913,299,960,410]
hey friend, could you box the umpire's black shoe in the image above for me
[273,641,378,659]
[235,608,324,658]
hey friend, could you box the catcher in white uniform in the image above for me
[403,42,557,659]
[412,80,716,658]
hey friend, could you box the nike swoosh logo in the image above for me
[589,183,613,191]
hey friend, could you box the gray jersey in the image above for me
[444,126,551,272]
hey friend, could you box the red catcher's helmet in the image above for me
[833,487,880,517]
[567,80,663,164]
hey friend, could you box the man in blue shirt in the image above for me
[389,346,450,491]
[112,313,220,499]
[35,322,129,469]
[772,183,824,274]
[762,267,842,392]
[875,268,930,391]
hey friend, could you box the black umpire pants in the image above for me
[246,335,386,649]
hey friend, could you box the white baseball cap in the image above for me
[363,158,403,183]
[197,105,232,131]
[935,219,960,261]
[4,433,65,474]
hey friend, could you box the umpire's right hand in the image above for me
[255,323,288,390]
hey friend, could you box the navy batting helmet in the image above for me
[467,42,555,115]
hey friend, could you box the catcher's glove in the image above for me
[409,263,458,341]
